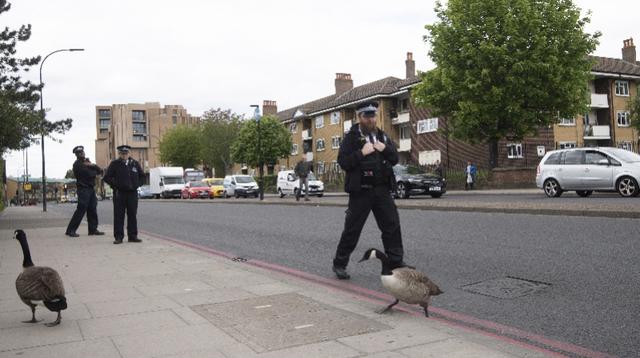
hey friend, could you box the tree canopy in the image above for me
[413,0,600,166]
[200,108,243,177]
[158,125,202,168]
[629,93,640,133]
[230,115,291,167]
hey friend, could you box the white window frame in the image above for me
[331,136,341,149]
[343,120,352,133]
[615,80,630,96]
[315,115,324,129]
[559,117,575,126]
[317,161,325,174]
[289,122,297,133]
[507,143,523,159]
[559,141,576,149]
[617,111,630,127]
[331,160,341,173]
[330,111,340,125]
[400,125,411,140]
[291,143,298,155]
[316,138,325,151]
[619,141,633,151]
[417,118,438,134]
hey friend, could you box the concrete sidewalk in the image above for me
[0,207,555,357]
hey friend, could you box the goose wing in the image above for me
[394,268,442,296]
[16,267,65,301]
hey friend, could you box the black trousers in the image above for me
[113,190,138,240]
[66,187,98,234]
[333,185,404,268]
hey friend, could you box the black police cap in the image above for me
[117,145,131,153]
[72,145,84,154]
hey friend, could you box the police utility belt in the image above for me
[360,157,390,189]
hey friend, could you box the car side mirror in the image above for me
[231,181,236,185]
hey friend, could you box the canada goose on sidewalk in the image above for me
[14,230,67,327]
[359,248,442,317]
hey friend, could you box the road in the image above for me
[53,194,640,357]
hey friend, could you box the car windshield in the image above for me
[163,176,184,185]
[605,148,640,163]
[235,176,254,183]
[210,179,223,185]
[190,181,206,187]
[308,173,317,180]
[394,165,428,175]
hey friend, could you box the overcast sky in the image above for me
[3,0,637,179]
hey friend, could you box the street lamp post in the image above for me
[39,48,84,212]
[250,105,264,201]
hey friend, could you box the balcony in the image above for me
[590,93,608,108]
[391,112,410,125]
[399,138,411,152]
[584,125,610,140]
[302,129,312,140]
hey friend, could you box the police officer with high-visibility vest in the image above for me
[103,145,145,244]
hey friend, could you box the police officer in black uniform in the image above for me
[332,101,409,279]
[65,146,105,237]
[103,145,145,244]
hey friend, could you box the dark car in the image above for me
[393,164,446,199]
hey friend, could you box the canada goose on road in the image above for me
[359,248,442,317]
[14,230,67,327]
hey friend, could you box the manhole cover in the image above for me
[191,293,390,352]
[461,276,550,299]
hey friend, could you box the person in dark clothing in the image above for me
[294,159,311,201]
[65,146,104,237]
[103,145,145,244]
[332,101,410,280]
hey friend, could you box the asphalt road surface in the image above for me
[53,197,640,357]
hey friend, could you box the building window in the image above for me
[315,115,324,129]
[417,118,438,134]
[617,111,630,127]
[619,141,633,151]
[330,111,340,125]
[343,120,352,133]
[559,117,575,126]
[615,80,629,96]
[400,125,411,140]
[132,110,146,122]
[399,98,410,112]
[132,135,147,142]
[331,136,341,149]
[172,117,177,127]
[331,160,341,173]
[289,122,297,133]
[507,143,523,159]
[132,122,147,135]
[291,143,298,155]
[316,138,325,151]
[559,142,576,149]
[98,109,111,133]
[316,161,325,174]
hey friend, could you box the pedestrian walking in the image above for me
[103,145,145,244]
[465,161,477,190]
[332,101,411,280]
[294,159,311,201]
[434,160,443,178]
[65,146,104,237]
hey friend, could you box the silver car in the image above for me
[536,147,640,198]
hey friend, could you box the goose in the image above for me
[14,229,67,327]
[359,248,442,317]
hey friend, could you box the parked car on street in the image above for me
[181,181,212,199]
[223,175,259,198]
[203,178,226,198]
[536,147,640,198]
[393,164,446,199]
[276,170,324,198]
[137,185,153,199]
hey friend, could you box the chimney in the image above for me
[262,100,277,116]
[405,52,416,78]
[622,38,636,63]
[335,73,353,95]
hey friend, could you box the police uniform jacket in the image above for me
[338,123,398,193]
[73,159,103,189]
[103,158,144,192]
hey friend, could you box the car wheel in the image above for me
[543,179,563,198]
[235,192,239,198]
[396,182,409,199]
[616,176,639,197]
[576,190,593,197]
[278,188,285,198]
[430,193,442,198]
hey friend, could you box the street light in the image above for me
[250,104,264,201]
[39,48,84,212]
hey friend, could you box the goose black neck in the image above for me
[17,237,34,268]
[376,252,393,276]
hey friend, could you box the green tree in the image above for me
[230,115,291,168]
[0,0,72,155]
[159,125,202,168]
[64,169,74,179]
[629,93,640,133]
[200,108,243,177]
[414,0,600,167]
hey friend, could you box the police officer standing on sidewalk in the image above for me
[332,101,410,279]
[65,146,105,237]
[103,145,144,244]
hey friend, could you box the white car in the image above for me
[536,147,640,198]
[277,170,324,198]
[223,175,259,198]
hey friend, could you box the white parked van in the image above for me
[150,167,185,198]
[223,175,259,198]
[276,170,324,198]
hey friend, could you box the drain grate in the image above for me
[231,257,247,262]
[461,276,551,299]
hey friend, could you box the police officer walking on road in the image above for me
[103,145,145,244]
[294,159,311,202]
[332,101,410,279]
[65,146,105,237]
